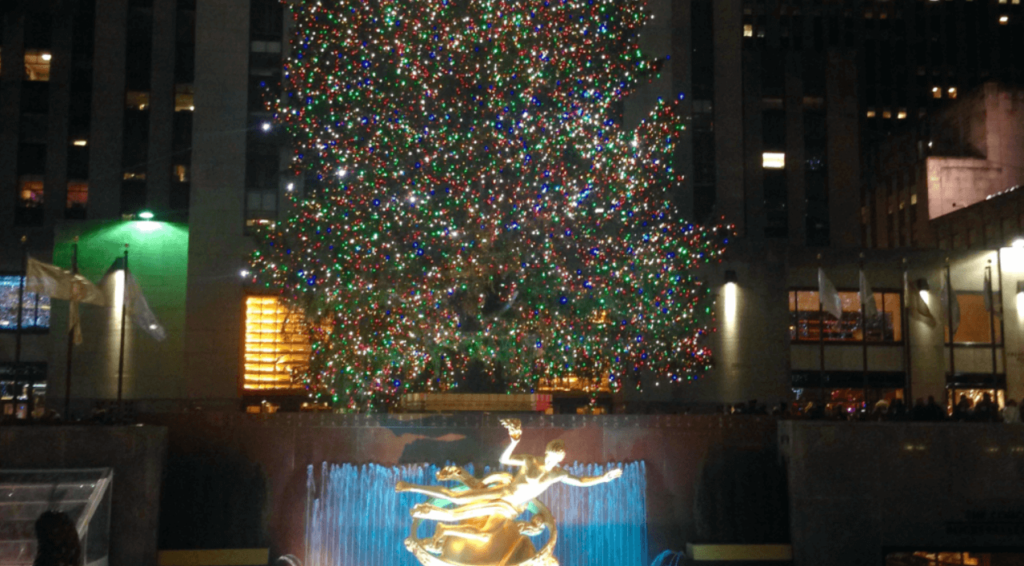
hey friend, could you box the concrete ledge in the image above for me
[157,549,270,566]
[686,544,793,561]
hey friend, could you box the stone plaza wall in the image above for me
[0,425,167,566]
[781,421,1024,566]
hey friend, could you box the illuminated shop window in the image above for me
[0,276,50,330]
[789,290,902,342]
[243,296,310,391]
[24,51,51,82]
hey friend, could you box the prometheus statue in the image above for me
[395,419,622,566]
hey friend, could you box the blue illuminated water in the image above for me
[304,461,647,566]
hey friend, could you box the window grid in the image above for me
[0,276,50,330]
[243,296,309,391]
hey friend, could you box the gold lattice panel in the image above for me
[243,296,310,391]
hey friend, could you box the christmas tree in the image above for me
[248,0,730,411]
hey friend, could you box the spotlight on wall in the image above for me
[724,269,738,284]
[916,278,930,302]
[723,270,738,322]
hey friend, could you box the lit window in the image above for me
[999,15,1009,24]
[66,181,88,210]
[897,109,907,120]
[123,172,147,181]
[762,152,785,169]
[932,86,942,99]
[866,108,876,118]
[743,24,753,37]
[24,51,51,82]
[0,276,50,330]
[948,87,957,99]
[126,91,150,111]
[945,293,1002,345]
[18,177,43,206]
[911,193,918,205]
[174,84,194,112]
[882,109,892,119]
[243,296,310,391]
[173,164,189,183]
[789,290,902,342]
[72,139,88,147]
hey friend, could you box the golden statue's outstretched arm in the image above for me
[560,468,622,487]
[498,419,525,467]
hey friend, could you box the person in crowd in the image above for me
[871,398,889,421]
[1001,399,1021,424]
[953,394,973,421]
[925,396,946,421]
[917,397,933,419]
[889,398,908,421]
[974,393,998,423]
[34,510,81,566]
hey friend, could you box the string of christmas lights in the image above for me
[248,0,731,411]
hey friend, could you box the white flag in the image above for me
[125,272,167,341]
[906,275,936,327]
[818,268,843,320]
[940,276,960,336]
[859,270,878,320]
[26,257,105,345]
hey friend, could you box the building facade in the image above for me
[3,0,1024,416]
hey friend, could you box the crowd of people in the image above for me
[759,393,1023,423]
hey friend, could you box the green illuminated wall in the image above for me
[47,220,189,408]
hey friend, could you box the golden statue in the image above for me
[395,419,622,566]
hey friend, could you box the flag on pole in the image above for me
[818,268,843,320]
[983,268,999,314]
[905,275,936,326]
[25,257,105,344]
[940,276,961,336]
[859,270,879,320]
[125,271,166,341]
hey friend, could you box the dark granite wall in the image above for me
[781,422,1024,566]
[0,425,167,566]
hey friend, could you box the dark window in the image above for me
[764,169,788,238]
[763,110,786,150]
[20,82,49,114]
[125,7,153,91]
[250,0,283,39]
[17,144,46,176]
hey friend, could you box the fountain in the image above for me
[304,461,646,566]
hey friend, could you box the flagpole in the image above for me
[902,258,913,405]
[15,235,27,363]
[64,239,79,420]
[945,260,956,384]
[116,244,129,418]
[987,261,997,394]
[817,254,825,408]
[997,249,1007,395]
[860,254,869,410]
